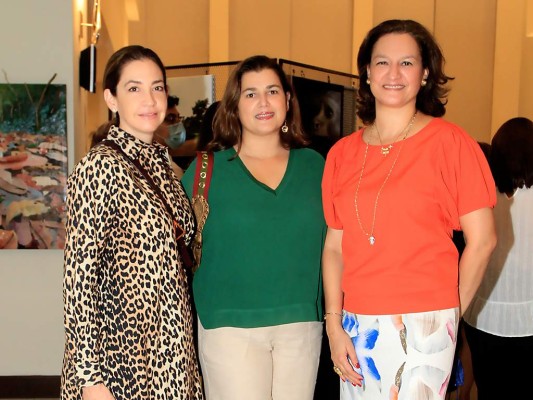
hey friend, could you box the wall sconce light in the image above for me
[79,0,101,93]
[80,0,102,45]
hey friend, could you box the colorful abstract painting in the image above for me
[0,83,67,249]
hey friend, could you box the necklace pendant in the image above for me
[369,235,376,245]
[381,145,392,156]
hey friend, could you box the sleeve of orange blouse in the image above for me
[443,125,496,224]
[63,153,117,388]
[322,142,343,229]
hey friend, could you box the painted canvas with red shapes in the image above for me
[0,81,67,249]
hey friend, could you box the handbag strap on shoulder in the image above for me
[193,151,214,200]
[100,139,194,269]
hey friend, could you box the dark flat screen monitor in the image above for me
[80,44,96,93]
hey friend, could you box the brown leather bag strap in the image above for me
[101,140,194,269]
[192,151,214,200]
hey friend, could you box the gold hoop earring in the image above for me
[281,121,289,133]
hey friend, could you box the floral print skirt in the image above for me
[340,307,459,400]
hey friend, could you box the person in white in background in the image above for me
[463,117,533,400]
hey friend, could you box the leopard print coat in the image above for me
[61,126,203,399]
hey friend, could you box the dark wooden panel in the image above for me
[0,376,60,398]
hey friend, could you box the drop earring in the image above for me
[281,121,289,133]
[421,72,428,87]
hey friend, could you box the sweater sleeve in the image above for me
[63,153,117,387]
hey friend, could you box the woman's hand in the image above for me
[82,383,115,400]
[322,227,363,386]
[326,319,363,387]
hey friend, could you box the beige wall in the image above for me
[229,0,291,60]
[492,0,531,133]
[137,0,210,66]
[521,0,533,117]
[374,0,435,28]
[0,0,75,375]
[228,0,355,70]
[435,0,497,141]
[521,36,533,118]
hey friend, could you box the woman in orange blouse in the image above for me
[321,20,496,400]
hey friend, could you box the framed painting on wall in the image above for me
[292,76,344,158]
[0,82,67,249]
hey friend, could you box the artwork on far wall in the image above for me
[292,76,344,158]
[166,75,216,166]
[166,75,216,140]
[0,82,67,249]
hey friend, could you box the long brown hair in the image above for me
[208,55,308,151]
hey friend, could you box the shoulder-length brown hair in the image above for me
[208,55,308,151]
[356,19,454,125]
[490,117,533,194]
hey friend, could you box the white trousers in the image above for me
[198,319,323,400]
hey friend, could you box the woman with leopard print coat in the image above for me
[61,46,203,400]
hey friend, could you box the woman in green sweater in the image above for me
[182,55,326,400]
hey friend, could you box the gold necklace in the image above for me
[354,111,418,245]
[374,113,418,156]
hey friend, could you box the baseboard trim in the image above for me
[0,375,60,398]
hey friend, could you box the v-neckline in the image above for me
[229,147,292,194]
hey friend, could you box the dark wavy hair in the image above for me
[356,19,454,125]
[478,141,491,161]
[102,45,167,127]
[208,55,308,152]
[167,95,179,108]
[490,117,533,194]
[198,101,220,151]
